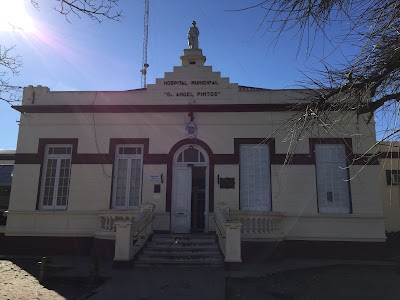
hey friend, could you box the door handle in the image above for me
[178,212,185,215]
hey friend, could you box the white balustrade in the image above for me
[214,203,242,263]
[96,211,141,236]
[113,203,156,262]
[214,204,285,263]
[230,211,283,240]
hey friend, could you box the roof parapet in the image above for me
[22,85,50,105]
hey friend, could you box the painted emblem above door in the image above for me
[185,121,198,138]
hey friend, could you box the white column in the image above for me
[224,221,242,263]
[114,221,133,261]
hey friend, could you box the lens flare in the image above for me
[0,0,35,32]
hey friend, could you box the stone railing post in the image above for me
[138,203,156,235]
[224,221,242,263]
[216,202,230,214]
[114,220,134,262]
[139,202,156,213]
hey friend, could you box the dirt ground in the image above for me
[2,258,400,300]
[226,264,400,300]
[0,258,100,300]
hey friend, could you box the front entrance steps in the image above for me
[134,233,224,267]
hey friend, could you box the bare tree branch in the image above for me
[0,1,122,105]
[233,0,400,160]
[49,0,121,23]
[0,46,23,104]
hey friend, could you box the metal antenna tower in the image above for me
[140,0,149,88]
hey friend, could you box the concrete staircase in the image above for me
[134,233,224,267]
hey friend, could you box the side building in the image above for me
[0,150,15,228]
[3,45,386,260]
[379,142,400,242]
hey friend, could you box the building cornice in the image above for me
[13,103,316,113]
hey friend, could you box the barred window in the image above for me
[240,144,271,211]
[315,144,351,214]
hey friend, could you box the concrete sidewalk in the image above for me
[86,257,400,300]
[3,254,400,299]
[88,266,225,300]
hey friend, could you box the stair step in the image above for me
[148,240,216,246]
[152,234,216,239]
[143,249,221,255]
[134,233,223,267]
[139,252,223,259]
[152,235,216,240]
[151,239,215,245]
[136,257,224,263]
[145,245,220,251]
[134,261,224,267]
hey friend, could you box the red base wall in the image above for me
[241,240,387,263]
[0,234,387,261]
[0,234,114,259]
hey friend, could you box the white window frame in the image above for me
[112,144,144,209]
[315,144,351,214]
[39,145,72,210]
[174,146,209,165]
[239,144,271,211]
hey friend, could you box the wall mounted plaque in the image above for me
[220,177,235,189]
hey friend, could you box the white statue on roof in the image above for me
[188,21,199,49]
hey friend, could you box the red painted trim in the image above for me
[15,154,41,164]
[234,138,275,211]
[213,154,236,164]
[108,138,150,210]
[93,238,115,259]
[351,154,379,165]
[309,138,353,162]
[109,138,149,156]
[15,151,378,165]
[0,235,386,260]
[13,136,379,166]
[380,152,400,159]
[234,138,276,161]
[144,154,169,164]
[35,138,79,210]
[72,154,112,164]
[0,235,93,256]
[166,138,215,213]
[14,136,379,214]
[15,153,171,165]
[37,138,79,154]
[307,138,379,165]
[12,104,308,114]
[309,138,353,214]
[0,154,15,161]
[241,240,387,262]
[106,138,169,210]
[283,240,386,259]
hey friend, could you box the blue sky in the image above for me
[0,0,352,150]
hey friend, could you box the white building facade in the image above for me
[3,46,386,260]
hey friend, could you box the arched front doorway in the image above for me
[171,145,209,233]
